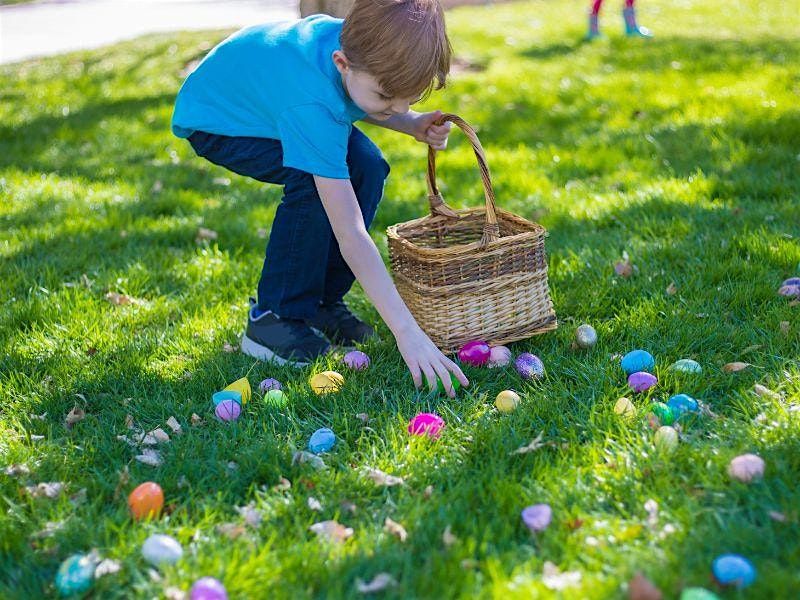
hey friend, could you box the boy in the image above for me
[172,0,468,397]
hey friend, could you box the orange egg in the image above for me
[128,482,164,520]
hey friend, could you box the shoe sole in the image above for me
[240,335,311,368]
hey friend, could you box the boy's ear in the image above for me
[332,50,350,74]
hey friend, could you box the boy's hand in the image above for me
[395,323,469,398]
[411,110,452,150]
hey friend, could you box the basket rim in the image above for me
[386,207,546,257]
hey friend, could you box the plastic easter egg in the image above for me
[669,359,702,374]
[621,350,655,375]
[680,588,720,600]
[667,394,698,418]
[495,390,520,413]
[212,390,241,407]
[223,377,251,404]
[654,426,678,452]
[458,340,491,366]
[191,577,229,600]
[308,427,336,453]
[128,481,164,520]
[310,371,344,395]
[728,454,765,483]
[142,533,183,567]
[264,389,287,408]
[783,277,800,287]
[487,345,512,368]
[778,284,800,297]
[408,413,445,438]
[215,399,241,422]
[651,402,675,425]
[575,324,597,348]
[343,350,370,370]
[712,554,756,588]
[628,371,657,392]
[521,503,552,533]
[259,378,282,393]
[55,554,96,597]
[515,353,545,380]
[436,372,461,395]
[614,397,636,418]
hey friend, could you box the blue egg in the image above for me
[667,394,698,418]
[621,350,655,375]
[55,554,95,597]
[712,554,756,588]
[308,428,336,454]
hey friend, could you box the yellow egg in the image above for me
[614,396,635,418]
[495,390,520,413]
[309,370,344,395]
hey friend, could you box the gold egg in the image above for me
[495,390,520,413]
[309,370,344,395]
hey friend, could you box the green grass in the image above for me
[1,0,799,597]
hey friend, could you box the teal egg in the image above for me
[670,359,702,374]
[621,350,655,375]
[55,554,95,597]
[680,588,720,600]
[651,402,675,425]
[667,394,698,418]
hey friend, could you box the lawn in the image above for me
[1,0,799,598]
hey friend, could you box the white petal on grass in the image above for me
[384,517,407,542]
[356,573,397,594]
[362,467,404,487]
[542,561,582,590]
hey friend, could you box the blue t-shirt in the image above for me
[171,15,366,179]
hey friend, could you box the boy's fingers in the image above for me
[433,362,454,397]
[408,363,423,389]
[444,358,470,387]
[421,364,437,391]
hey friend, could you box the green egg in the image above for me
[651,402,675,425]
[436,372,461,395]
[264,389,288,408]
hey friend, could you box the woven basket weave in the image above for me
[386,114,557,353]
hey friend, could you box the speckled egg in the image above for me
[309,371,344,395]
[128,481,164,521]
[575,324,598,348]
[621,350,655,375]
[495,390,520,413]
[515,353,545,380]
[141,534,183,567]
[712,554,756,588]
[614,397,636,418]
[343,350,370,370]
[667,394,698,418]
[259,378,282,393]
[669,359,702,374]
[408,413,445,438]
[654,426,678,452]
[55,554,96,597]
[651,402,675,425]
[190,577,229,600]
[628,371,657,392]
[728,454,765,483]
[487,346,512,368]
[458,340,491,367]
[521,504,552,533]
[308,428,336,453]
[214,399,241,422]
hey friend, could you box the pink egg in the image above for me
[214,399,241,422]
[458,340,491,367]
[728,453,765,483]
[408,413,445,439]
[487,345,512,368]
[343,350,370,370]
[628,371,657,392]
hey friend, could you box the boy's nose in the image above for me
[391,100,410,114]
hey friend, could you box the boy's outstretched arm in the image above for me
[313,175,468,397]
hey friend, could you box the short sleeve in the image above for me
[277,104,351,179]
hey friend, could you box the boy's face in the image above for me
[332,50,420,121]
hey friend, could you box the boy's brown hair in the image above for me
[341,0,452,101]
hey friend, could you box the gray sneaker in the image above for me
[305,300,376,347]
[240,299,330,367]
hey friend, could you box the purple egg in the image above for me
[782,277,800,287]
[214,399,241,422]
[515,353,545,380]
[343,350,370,370]
[487,345,512,368]
[521,503,552,533]
[778,284,800,297]
[190,577,228,600]
[259,378,282,393]
[458,340,491,366]
[628,371,658,392]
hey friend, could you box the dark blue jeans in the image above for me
[188,127,390,319]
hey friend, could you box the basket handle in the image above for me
[426,113,500,246]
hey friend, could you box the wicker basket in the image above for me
[386,114,557,352]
